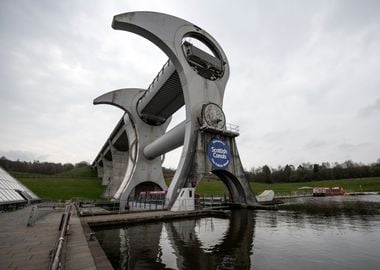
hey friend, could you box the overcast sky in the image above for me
[0,0,379,169]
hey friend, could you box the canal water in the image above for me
[95,195,380,270]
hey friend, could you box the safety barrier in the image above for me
[49,204,72,270]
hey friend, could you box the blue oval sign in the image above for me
[207,139,231,169]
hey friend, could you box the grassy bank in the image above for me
[279,201,380,215]
[13,170,104,201]
[252,177,380,196]
[19,177,104,200]
[13,169,380,200]
[195,177,380,196]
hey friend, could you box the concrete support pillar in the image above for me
[109,145,129,199]
[96,164,104,178]
[101,158,113,187]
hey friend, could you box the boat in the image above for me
[312,187,327,197]
[312,186,345,197]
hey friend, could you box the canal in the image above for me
[95,195,380,269]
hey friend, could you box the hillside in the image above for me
[14,167,104,200]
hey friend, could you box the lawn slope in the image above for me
[13,168,104,200]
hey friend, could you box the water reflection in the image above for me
[96,211,256,269]
[280,195,380,230]
[253,210,380,270]
[95,222,165,269]
[164,211,255,269]
[95,196,380,270]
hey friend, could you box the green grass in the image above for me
[57,166,97,178]
[252,177,380,196]
[279,201,380,215]
[18,177,104,200]
[11,171,54,178]
[12,166,103,200]
[191,177,380,196]
[165,178,231,196]
[195,179,229,196]
[14,168,380,200]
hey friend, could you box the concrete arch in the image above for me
[132,181,164,197]
[92,92,169,204]
[211,170,247,204]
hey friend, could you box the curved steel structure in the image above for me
[93,12,258,210]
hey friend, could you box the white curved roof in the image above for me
[0,167,39,205]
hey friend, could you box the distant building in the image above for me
[0,167,40,211]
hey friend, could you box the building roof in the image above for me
[0,167,39,205]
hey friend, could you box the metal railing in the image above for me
[225,123,239,134]
[138,59,171,106]
[127,199,166,211]
[198,195,232,208]
[147,59,171,92]
[49,204,72,270]
[26,202,57,227]
[74,195,233,217]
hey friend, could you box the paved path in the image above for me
[65,210,98,270]
[1,206,230,269]
[0,206,61,269]
[82,209,229,227]
[0,205,103,270]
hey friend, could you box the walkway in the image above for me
[0,205,232,269]
[83,209,230,227]
[0,205,104,270]
[0,206,61,269]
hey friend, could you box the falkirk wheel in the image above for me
[93,11,259,210]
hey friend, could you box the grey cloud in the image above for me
[324,0,380,33]
[0,150,48,162]
[357,97,380,117]
[338,143,369,152]
[0,0,379,167]
[304,140,328,150]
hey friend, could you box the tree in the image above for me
[262,165,272,183]
[75,161,90,168]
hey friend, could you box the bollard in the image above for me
[27,205,37,227]
[88,232,96,241]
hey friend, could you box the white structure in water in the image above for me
[171,188,195,212]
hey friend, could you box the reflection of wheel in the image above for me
[202,103,226,130]
[195,193,200,207]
